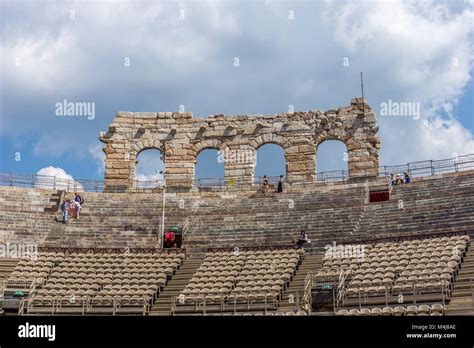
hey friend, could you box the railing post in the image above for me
[203,296,207,315]
[430,160,434,176]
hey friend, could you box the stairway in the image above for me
[0,258,19,280]
[149,258,202,315]
[445,247,474,315]
[44,190,64,213]
[277,254,323,312]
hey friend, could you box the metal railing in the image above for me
[1,154,473,192]
[335,279,451,310]
[21,295,151,316]
[171,292,280,315]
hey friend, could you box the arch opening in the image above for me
[195,149,224,188]
[316,140,349,182]
[135,148,165,189]
[254,143,286,185]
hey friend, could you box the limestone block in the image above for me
[298,144,315,153]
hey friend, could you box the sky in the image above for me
[0,0,473,183]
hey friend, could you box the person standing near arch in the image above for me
[277,175,284,193]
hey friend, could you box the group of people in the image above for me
[262,175,285,194]
[60,193,84,224]
[390,172,411,186]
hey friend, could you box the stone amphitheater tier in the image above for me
[0,170,473,255]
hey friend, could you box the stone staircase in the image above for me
[44,190,64,213]
[149,258,202,315]
[278,254,323,312]
[446,247,474,315]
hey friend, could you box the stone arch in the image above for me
[188,139,228,159]
[250,133,291,150]
[314,133,349,150]
[131,139,164,161]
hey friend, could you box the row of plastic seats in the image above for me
[336,304,444,316]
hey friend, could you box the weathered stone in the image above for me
[100,98,380,190]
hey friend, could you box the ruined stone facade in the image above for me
[99,98,380,191]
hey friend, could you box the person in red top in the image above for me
[164,231,175,248]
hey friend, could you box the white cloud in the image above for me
[35,166,83,191]
[325,0,474,164]
[2,29,80,92]
[88,143,105,175]
[1,0,473,176]
[417,117,474,159]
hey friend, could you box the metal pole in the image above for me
[161,185,166,248]
[161,141,166,249]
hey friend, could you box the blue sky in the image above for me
[0,0,473,182]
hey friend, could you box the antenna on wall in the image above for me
[360,72,365,114]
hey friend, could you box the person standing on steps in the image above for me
[262,175,269,194]
[72,199,81,219]
[74,192,84,206]
[277,175,284,193]
[73,193,84,219]
[60,199,69,224]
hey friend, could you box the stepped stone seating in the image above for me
[183,187,366,252]
[0,187,59,246]
[175,248,304,313]
[0,185,367,253]
[357,172,474,240]
[11,250,185,315]
[2,171,473,258]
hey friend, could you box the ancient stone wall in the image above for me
[99,98,380,191]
